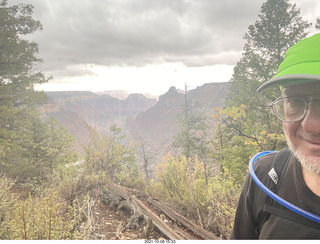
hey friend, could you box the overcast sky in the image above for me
[11,0,320,96]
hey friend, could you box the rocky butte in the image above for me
[128,82,230,158]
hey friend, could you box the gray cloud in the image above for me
[11,0,317,80]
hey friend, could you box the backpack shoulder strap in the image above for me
[257,148,320,232]
[267,148,291,191]
[257,148,291,234]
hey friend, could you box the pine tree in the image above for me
[173,84,211,162]
[0,1,49,179]
[0,0,48,107]
[0,0,48,142]
[214,0,311,182]
[0,1,77,183]
[172,85,214,184]
[228,0,311,106]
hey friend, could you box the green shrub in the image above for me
[154,154,240,239]
[0,176,18,239]
[0,181,85,240]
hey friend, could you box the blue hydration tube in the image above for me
[249,151,320,224]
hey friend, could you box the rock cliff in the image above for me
[40,82,230,156]
[128,82,230,157]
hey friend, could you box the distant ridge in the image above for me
[42,91,157,152]
[41,82,230,157]
[95,90,128,100]
[94,90,160,101]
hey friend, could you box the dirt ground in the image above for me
[9,184,165,240]
[83,198,166,240]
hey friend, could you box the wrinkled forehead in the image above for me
[283,81,320,97]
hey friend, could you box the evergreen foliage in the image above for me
[173,86,214,183]
[173,98,211,162]
[0,1,77,183]
[214,0,311,183]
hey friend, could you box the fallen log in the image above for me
[102,185,183,239]
[146,197,219,240]
[102,184,220,240]
[130,194,186,240]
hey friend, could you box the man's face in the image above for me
[283,81,320,175]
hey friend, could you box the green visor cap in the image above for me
[257,33,320,92]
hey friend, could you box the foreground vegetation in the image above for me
[1,0,319,240]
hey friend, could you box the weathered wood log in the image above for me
[103,185,220,240]
[116,221,123,239]
[140,216,154,239]
[130,194,185,240]
[123,213,144,230]
[146,197,219,240]
[103,186,183,239]
[117,200,135,214]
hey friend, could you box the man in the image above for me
[231,33,320,239]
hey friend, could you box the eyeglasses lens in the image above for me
[273,97,306,122]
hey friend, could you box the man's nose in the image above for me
[301,103,320,135]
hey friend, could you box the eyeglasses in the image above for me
[269,95,320,122]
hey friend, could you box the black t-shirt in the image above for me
[230,151,320,239]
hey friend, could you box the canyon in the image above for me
[40,82,230,160]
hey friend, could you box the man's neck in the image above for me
[302,167,320,197]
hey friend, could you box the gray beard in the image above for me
[284,131,320,175]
